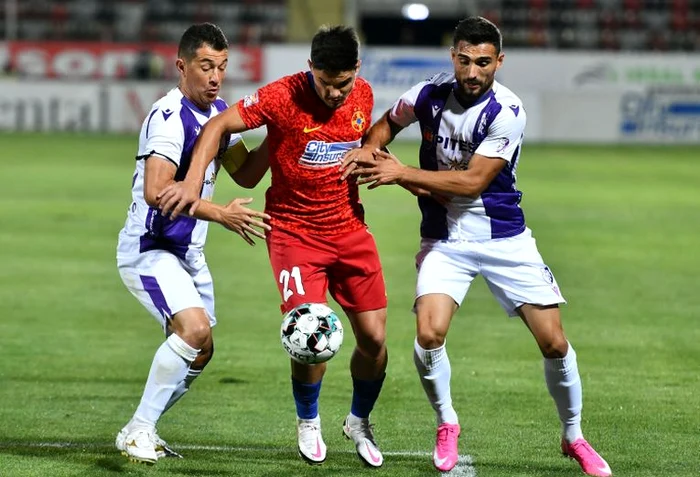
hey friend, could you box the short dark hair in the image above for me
[453,16,502,54]
[310,25,360,72]
[178,23,228,61]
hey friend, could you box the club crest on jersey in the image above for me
[243,92,259,107]
[351,110,366,132]
[300,139,361,168]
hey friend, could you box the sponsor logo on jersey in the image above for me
[496,137,510,152]
[434,134,472,153]
[243,92,259,107]
[351,110,366,132]
[300,139,361,167]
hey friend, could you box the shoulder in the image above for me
[143,89,185,136]
[407,72,454,107]
[270,71,305,93]
[152,88,184,114]
[355,76,372,92]
[214,97,229,112]
[427,72,456,86]
[493,81,524,113]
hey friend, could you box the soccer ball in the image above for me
[280,303,344,364]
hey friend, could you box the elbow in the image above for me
[231,171,261,189]
[233,177,257,189]
[143,191,159,208]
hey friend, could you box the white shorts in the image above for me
[117,249,216,330]
[415,228,566,317]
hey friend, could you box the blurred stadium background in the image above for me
[1,1,698,477]
[2,0,700,141]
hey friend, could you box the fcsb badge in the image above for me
[351,110,366,133]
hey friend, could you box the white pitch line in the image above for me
[0,442,476,476]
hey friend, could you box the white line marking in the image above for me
[0,442,476,475]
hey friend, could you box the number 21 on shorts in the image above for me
[279,266,306,302]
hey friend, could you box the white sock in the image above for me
[544,341,583,443]
[163,368,202,414]
[132,334,200,428]
[413,339,459,426]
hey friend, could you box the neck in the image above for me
[178,85,209,111]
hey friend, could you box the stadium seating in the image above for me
[1,0,287,44]
[1,0,696,50]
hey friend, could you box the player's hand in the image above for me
[352,149,407,189]
[157,181,201,219]
[218,198,271,246]
[339,146,377,181]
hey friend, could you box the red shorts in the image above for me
[266,227,387,314]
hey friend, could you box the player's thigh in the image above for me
[329,228,387,314]
[118,250,209,331]
[415,239,479,308]
[267,229,334,313]
[186,256,217,327]
[480,229,566,317]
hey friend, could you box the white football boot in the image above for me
[153,430,183,459]
[297,416,327,464]
[115,425,158,465]
[342,414,383,467]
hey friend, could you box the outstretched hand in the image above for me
[157,181,201,219]
[339,146,377,181]
[351,149,407,189]
[218,198,271,246]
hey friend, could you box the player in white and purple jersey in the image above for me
[115,23,270,465]
[342,17,611,477]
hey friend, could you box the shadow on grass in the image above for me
[0,442,453,477]
[218,377,247,384]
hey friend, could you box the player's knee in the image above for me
[416,322,447,349]
[539,334,568,359]
[355,327,386,358]
[193,342,214,369]
[178,322,212,350]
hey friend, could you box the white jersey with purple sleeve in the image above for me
[390,73,526,241]
[117,88,242,263]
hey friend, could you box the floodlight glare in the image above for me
[401,3,430,21]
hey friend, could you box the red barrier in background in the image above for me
[4,42,262,82]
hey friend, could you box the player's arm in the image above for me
[355,149,505,199]
[340,110,404,179]
[143,155,177,208]
[189,198,271,246]
[357,105,526,199]
[342,80,423,179]
[228,137,270,189]
[157,103,251,217]
[144,154,270,242]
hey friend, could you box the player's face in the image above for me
[309,61,359,109]
[177,44,228,109]
[451,41,503,101]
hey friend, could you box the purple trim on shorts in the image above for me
[139,275,172,319]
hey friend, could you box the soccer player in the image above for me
[341,17,612,477]
[115,23,271,465]
[157,26,387,467]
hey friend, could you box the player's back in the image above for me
[238,72,373,235]
[118,88,235,263]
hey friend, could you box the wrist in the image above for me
[397,164,411,184]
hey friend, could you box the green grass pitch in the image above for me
[0,133,698,476]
